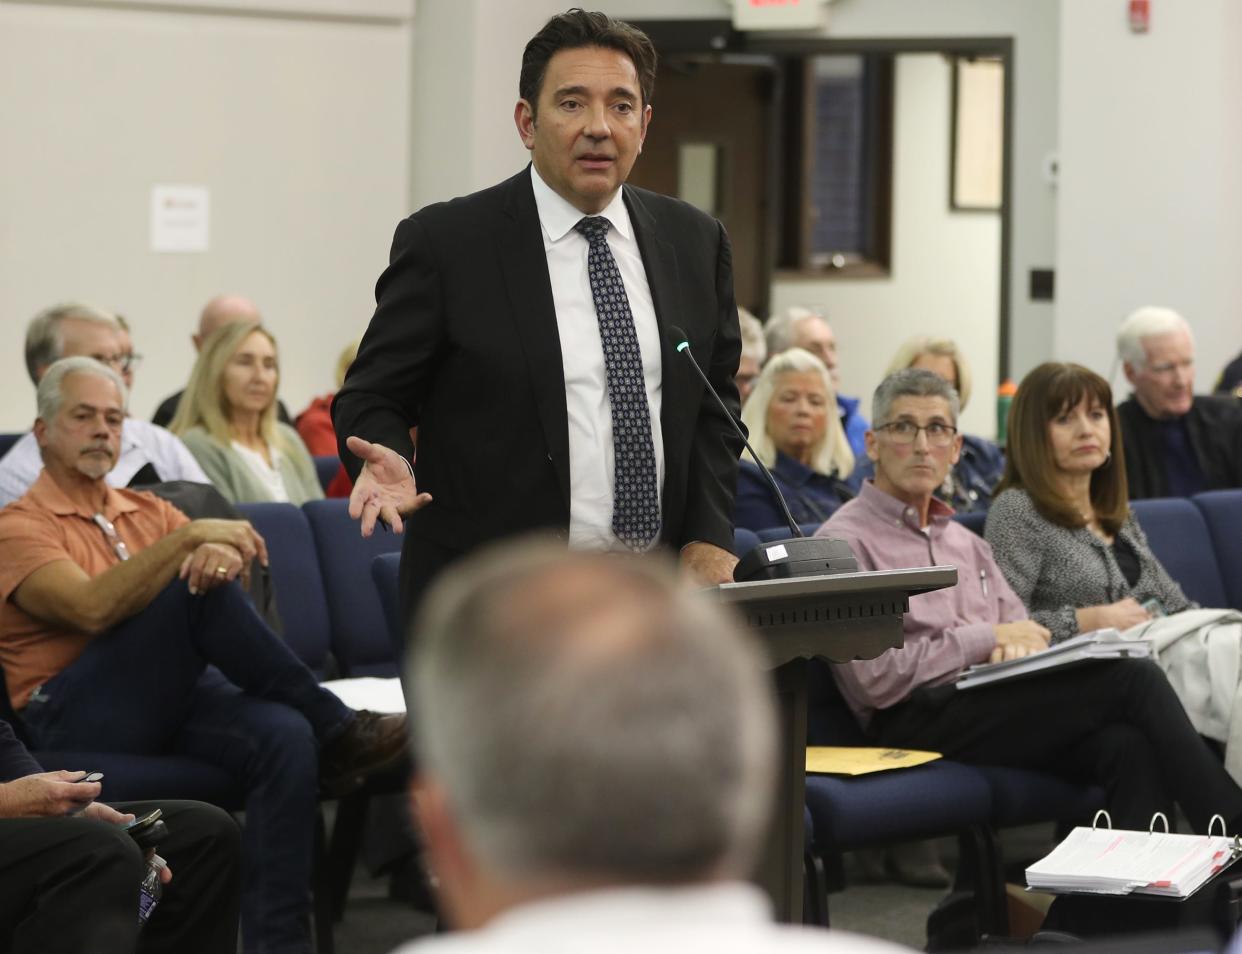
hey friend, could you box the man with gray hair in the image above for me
[813,368,1242,836]
[394,542,907,953]
[765,306,867,457]
[0,356,407,954]
[736,307,767,404]
[0,302,209,506]
[1115,305,1242,499]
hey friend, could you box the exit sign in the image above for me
[733,0,825,31]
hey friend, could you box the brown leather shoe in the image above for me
[319,710,408,798]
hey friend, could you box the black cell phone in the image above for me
[126,809,168,851]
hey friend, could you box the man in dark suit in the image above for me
[334,10,744,645]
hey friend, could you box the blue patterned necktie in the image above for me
[574,215,661,551]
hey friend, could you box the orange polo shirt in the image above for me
[0,470,188,709]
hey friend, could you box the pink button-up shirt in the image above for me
[816,481,1028,725]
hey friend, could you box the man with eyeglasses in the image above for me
[1116,305,1242,499]
[0,303,209,506]
[811,367,1242,835]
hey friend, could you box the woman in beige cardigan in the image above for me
[170,321,324,506]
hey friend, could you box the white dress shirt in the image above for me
[389,881,912,954]
[0,418,211,506]
[530,165,665,551]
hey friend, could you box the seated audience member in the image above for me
[0,716,242,954]
[1116,306,1242,498]
[153,294,292,429]
[765,306,868,458]
[736,307,766,405]
[171,322,324,505]
[817,368,1242,832]
[394,541,908,954]
[0,303,209,507]
[296,339,360,498]
[0,357,406,953]
[986,362,1191,642]
[985,363,1242,779]
[1217,349,1242,398]
[113,314,140,394]
[734,348,854,532]
[850,337,1004,512]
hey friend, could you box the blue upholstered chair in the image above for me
[313,455,340,492]
[0,433,23,458]
[1192,490,1242,611]
[236,502,334,677]
[372,553,403,652]
[953,510,988,537]
[303,499,403,678]
[1131,497,1230,609]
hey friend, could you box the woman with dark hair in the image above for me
[984,362,1191,643]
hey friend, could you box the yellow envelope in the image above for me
[806,746,942,776]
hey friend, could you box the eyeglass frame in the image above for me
[873,420,959,447]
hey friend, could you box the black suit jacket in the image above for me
[333,168,743,609]
[1117,395,1242,499]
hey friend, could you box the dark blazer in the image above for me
[1117,395,1242,499]
[333,168,744,615]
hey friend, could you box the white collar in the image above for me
[529,164,633,244]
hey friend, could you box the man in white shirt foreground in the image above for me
[392,542,908,954]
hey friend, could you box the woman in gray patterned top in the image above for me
[984,362,1192,644]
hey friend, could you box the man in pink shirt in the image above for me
[818,368,1242,832]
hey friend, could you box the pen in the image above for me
[980,569,989,597]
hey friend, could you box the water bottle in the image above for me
[138,854,167,925]
[996,379,1017,446]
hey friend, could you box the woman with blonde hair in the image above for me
[734,348,854,532]
[171,322,324,505]
[850,336,1005,512]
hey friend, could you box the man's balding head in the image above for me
[195,294,262,350]
[408,542,776,928]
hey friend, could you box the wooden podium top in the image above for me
[714,565,958,666]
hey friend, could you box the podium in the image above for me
[716,565,958,923]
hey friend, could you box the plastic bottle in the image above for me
[138,854,167,925]
[996,379,1018,446]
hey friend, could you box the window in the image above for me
[779,53,894,276]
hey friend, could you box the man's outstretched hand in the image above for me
[345,435,432,537]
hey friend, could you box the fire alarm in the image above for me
[1129,0,1150,33]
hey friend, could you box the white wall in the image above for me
[1055,0,1242,394]
[0,1,412,428]
[772,54,1001,438]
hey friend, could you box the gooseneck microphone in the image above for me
[671,327,803,539]
[669,326,858,582]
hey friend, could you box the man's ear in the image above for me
[33,417,48,450]
[514,100,536,150]
[410,775,470,919]
[864,429,880,463]
[1122,361,1138,386]
[637,103,652,154]
[949,431,964,467]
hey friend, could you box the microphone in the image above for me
[669,326,858,582]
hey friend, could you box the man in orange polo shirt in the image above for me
[0,356,405,954]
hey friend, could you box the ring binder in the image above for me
[1209,814,1228,838]
[1149,812,1169,834]
[1092,809,1113,831]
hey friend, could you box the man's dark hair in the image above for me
[519,9,657,118]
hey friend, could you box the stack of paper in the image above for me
[1026,827,1237,898]
[956,629,1151,690]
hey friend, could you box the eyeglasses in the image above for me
[874,421,958,447]
[92,513,131,562]
[119,353,143,373]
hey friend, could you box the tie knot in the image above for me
[575,216,611,244]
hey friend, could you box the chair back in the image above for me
[237,502,333,676]
[303,499,402,677]
[313,455,339,491]
[1130,497,1229,608]
[1191,490,1242,610]
[953,510,987,537]
[371,553,404,656]
[0,433,22,458]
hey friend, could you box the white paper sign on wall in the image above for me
[733,0,826,31]
[150,185,210,253]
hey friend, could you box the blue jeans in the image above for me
[22,580,353,954]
